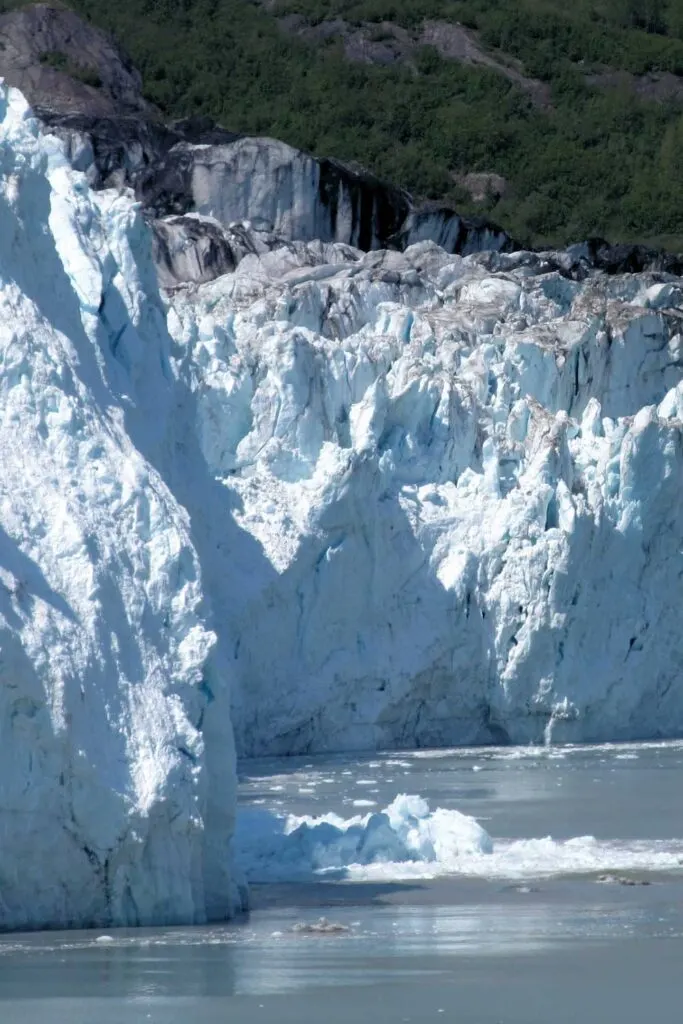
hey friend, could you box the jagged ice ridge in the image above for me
[167,231,683,755]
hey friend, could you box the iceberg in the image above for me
[235,794,683,883]
[235,794,493,882]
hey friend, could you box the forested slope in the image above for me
[6,0,683,247]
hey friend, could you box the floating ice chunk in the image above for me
[291,917,350,934]
[234,793,683,883]
[234,794,492,882]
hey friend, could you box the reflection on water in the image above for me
[1,890,682,1001]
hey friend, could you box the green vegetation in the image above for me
[39,49,102,88]
[19,0,683,246]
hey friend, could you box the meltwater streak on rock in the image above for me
[37,113,683,291]
[0,85,238,931]
[36,108,513,286]
[166,239,683,756]
[7,2,683,291]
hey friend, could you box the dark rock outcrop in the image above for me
[38,107,514,286]
[264,11,552,108]
[21,6,678,290]
[0,3,151,115]
[152,216,242,289]
[476,238,683,282]
[563,238,683,278]
[152,215,288,288]
[3,5,511,286]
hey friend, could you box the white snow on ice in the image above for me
[167,189,683,757]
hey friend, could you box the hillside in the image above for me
[4,0,683,248]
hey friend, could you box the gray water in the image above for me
[2,741,683,1023]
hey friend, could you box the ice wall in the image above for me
[0,86,237,930]
[2,72,682,932]
[168,244,683,755]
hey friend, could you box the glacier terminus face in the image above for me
[1,76,682,931]
[168,236,683,756]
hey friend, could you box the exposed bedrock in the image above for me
[39,108,514,284]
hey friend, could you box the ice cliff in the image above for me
[2,62,683,928]
[0,86,238,930]
[167,241,683,755]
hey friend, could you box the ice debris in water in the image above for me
[596,874,651,886]
[234,792,683,883]
[291,917,350,934]
[234,794,492,882]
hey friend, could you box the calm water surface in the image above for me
[2,741,682,1023]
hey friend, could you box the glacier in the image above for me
[0,86,238,930]
[1,69,683,930]
[167,240,683,756]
